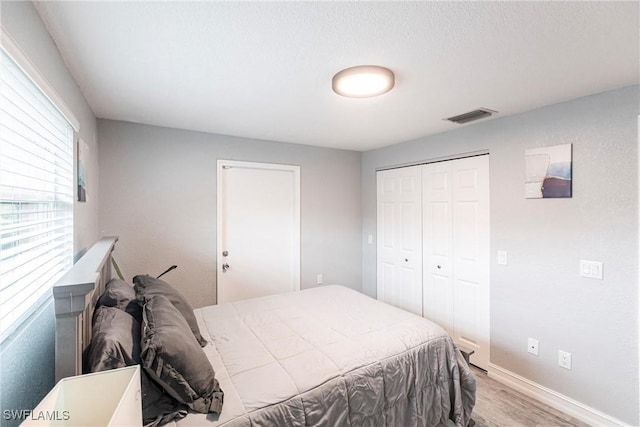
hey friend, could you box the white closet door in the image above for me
[451,155,490,370]
[423,155,490,370]
[422,161,454,336]
[376,166,423,316]
[378,156,490,369]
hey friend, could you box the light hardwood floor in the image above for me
[470,366,590,427]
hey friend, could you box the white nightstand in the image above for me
[21,365,142,426]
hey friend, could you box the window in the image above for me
[0,47,74,339]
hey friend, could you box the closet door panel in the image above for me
[376,166,422,316]
[422,161,453,333]
[452,156,490,370]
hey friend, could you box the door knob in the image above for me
[437,265,442,269]
[222,251,228,257]
[222,263,230,272]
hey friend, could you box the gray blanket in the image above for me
[174,285,475,427]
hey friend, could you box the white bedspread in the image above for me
[174,285,475,426]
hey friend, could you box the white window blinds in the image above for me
[0,47,74,339]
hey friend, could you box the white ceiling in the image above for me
[34,1,639,151]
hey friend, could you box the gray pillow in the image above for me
[87,306,141,371]
[96,278,142,322]
[140,294,224,414]
[87,306,187,425]
[141,374,188,427]
[133,275,207,347]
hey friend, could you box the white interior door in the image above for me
[376,166,422,316]
[422,155,490,370]
[217,160,300,303]
[451,156,490,370]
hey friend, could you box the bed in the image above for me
[53,237,476,426]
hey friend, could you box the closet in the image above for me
[377,155,490,369]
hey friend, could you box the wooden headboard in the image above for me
[52,236,118,382]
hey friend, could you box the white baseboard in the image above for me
[487,363,630,427]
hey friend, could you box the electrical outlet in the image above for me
[558,350,572,370]
[316,274,324,285]
[527,338,539,356]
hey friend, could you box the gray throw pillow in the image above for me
[140,294,224,414]
[87,306,187,425]
[96,278,142,322]
[133,275,208,347]
[141,374,188,427]
[87,306,140,371]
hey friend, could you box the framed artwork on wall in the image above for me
[525,143,572,199]
[77,138,88,202]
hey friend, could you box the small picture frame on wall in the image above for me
[525,143,572,199]
[77,138,88,202]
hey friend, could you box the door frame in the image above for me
[216,159,301,303]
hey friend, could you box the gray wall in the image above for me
[97,119,362,308]
[362,86,639,424]
[0,3,99,426]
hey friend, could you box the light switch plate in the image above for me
[497,251,508,265]
[580,260,603,280]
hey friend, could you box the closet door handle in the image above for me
[222,263,230,272]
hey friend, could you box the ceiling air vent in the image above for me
[445,108,497,124]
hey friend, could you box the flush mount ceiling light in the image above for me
[332,65,395,98]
